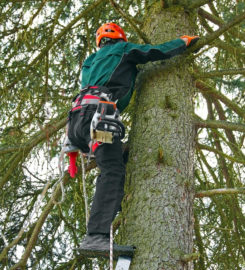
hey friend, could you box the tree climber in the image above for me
[67,22,199,254]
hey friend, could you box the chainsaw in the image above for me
[90,100,125,144]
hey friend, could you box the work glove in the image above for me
[181,35,199,47]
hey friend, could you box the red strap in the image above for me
[71,105,82,111]
[92,141,102,152]
[83,94,100,100]
[75,97,81,104]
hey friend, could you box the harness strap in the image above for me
[81,94,100,105]
[80,85,112,95]
[71,105,82,112]
[91,141,102,153]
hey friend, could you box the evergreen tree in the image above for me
[0,0,244,269]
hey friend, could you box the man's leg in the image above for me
[77,138,131,254]
[88,138,125,235]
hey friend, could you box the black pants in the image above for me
[88,138,125,235]
[68,101,125,234]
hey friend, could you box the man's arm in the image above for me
[124,36,199,64]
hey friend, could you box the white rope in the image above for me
[51,148,65,205]
[110,223,114,270]
[87,140,94,166]
[80,152,89,226]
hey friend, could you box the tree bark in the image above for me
[118,3,196,270]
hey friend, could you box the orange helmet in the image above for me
[96,22,127,47]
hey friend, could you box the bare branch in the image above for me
[181,252,200,262]
[195,117,245,133]
[198,68,245,78]
[196,187,245,198]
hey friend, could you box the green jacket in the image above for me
[81,38,186,112]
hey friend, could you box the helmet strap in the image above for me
[99,38,124,48]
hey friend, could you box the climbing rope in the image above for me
[110,223,114,270]
[80,152,89,226]
[51,147,65,205]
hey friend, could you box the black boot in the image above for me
[76,234,135,259]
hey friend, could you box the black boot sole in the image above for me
[75,245,135,260]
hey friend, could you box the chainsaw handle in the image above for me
[96,118,125,139]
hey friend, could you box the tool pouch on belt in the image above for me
[67,90,99,153]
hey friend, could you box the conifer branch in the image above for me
[7,0,63,2]
[198,8,245,43]
[189,10,245,52]
[9,174,69,270]
[0,117,66,190]
[2,0,106,92]
[188,0,214,9]
[195,80,245,119]
[196,188,245,198]
[212,99,245,160]
[195,117,245,133]
[197,10,245,58]
[214,39,245,55]
[109,0,151,44]
[196,143,245,165]
[194,213,206,269]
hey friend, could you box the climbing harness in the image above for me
[69,85,125,146]
[66,85,125,177]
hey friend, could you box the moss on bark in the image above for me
[117,3,197,270]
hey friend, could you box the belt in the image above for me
[81,94,100,105]
[80,85,112,97]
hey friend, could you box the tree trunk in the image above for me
[118,4,196,270]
